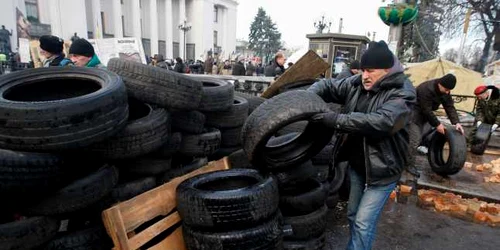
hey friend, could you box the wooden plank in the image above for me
[102,157,230,250]
[128,212,181,250]
[148,227,187,250]
[261,50,329,98]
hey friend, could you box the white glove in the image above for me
[477,121,482,127]
[491,124,498,132]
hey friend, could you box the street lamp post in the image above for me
[178,20,192,61]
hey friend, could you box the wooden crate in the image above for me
[102,157,231,250]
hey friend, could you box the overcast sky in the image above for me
[235,0,458,53]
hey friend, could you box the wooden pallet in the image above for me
[102,157,231,250]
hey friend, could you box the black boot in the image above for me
[406,165,420,178]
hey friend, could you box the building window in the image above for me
[213,31,218,47]
[121,0,124,4]
[214,7,218,23]
[25,0,39,23]
[139,0,142,8]
[101,11,106,34]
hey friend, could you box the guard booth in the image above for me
[307,33,370,78]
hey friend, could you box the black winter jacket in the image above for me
[264,60,285,77]
[308,71,416,186]
[413,79,459,127]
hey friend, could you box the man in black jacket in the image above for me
[407,74,464,177]
[308,41,416,250]
[264,52,286,77]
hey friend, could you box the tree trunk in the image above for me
[476,33,493,73]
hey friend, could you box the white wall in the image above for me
[122,0,132,37]
[54,0,87,40]
[172,0,180,42]
[224,2,237,55]
[141,0,150,38]
[38,0,51,24]
[158,0,166,40]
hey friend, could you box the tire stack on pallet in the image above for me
[241,91,335,250]
[176,169,283,250]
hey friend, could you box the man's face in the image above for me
[477,91,489,100]
[361,68,389,90]
[277,56,286,66]
[70,54,91,67]
[437,83,451,95]
[351,69,361,74]
[39,48,51,59]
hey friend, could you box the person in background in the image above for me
[68,38,105,68]
[336,60,361,80]
[265,52,286,77]
[307,40,415,250]
[470,85,500,140]
[70,32,80,43]
[406,73,463,177]
[246,61,256,76]
[204,55,214,74]
[154,54,169,69]
[173,57,186,73]
[39,35,72,67]
[232,57,246,76]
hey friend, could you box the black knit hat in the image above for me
[69,39,95,57]
[350,60,360,70]
[360,41,394,69]
[39,35,64,54]
[439,74,457,90]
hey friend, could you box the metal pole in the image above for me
[387,0,405,55]
[457,8,472,66]
[184,30,186,60]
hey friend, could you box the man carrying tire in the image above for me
[68,39,106,68]
[471,85,500,139]
[406,73,464,177]
[307,41,416,250]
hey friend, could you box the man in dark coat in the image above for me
[204,55,214,74]
[307,41,416,250]
[336,60,361,80]
[406,73,464,177]
[232,58,246,76]
[470,85,500,141]
[173,57,186,73]
[246,61,256,76]
[264,52,286,77]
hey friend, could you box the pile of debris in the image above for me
[464,159,500,183]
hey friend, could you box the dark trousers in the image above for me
[407,114,426,170]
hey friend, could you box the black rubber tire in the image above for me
[43,226,112,250]
[311,145,334,165]
[283,234,325,250]
[272,161,317,187]
[204,96,249,128]
[197,77,235,112]
[183,214,283,250]
[176,169,279,230]
[428,126,467,176]
[471,123,492,155]
[326,192,340,209]
[283,205,328,240]
[279,178,326,216]
[234,92,266,115]
[0,149,66,196]
[171,111,206,134]
[276,121,308,136]
[118,157,172,176]
[87,100,170,159]
[107,58,203,110]
[314,165,329,183]
[179,128,221,157]
[228,149,254,169]
[0,216,59,250]
[242,90,334,169]
[158,158,208,184]
[0,67,128,151]
[25,165,119,216]
[110,176,156,202]
[154,132,182,158]
[278,80,315,93]
[208,146,242,162]
[220,126,243,147]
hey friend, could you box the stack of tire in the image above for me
[242,91,334,250]
[176,169,283,250]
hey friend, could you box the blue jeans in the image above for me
[346,168,396,250]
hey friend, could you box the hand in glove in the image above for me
[310,112,339,129]
[491,124,498,133]
[476,121,482,128]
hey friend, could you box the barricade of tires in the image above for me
[176,169,283,250]
[0,59,242,249]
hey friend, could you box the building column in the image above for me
[112,0,123,37]
[91,0,103,38]
[149,0,159,55]
[49,0,62,38]
[165,0,173,59]
[221,7,227,57]
[179,0,186,60]
[131,0,142,39]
